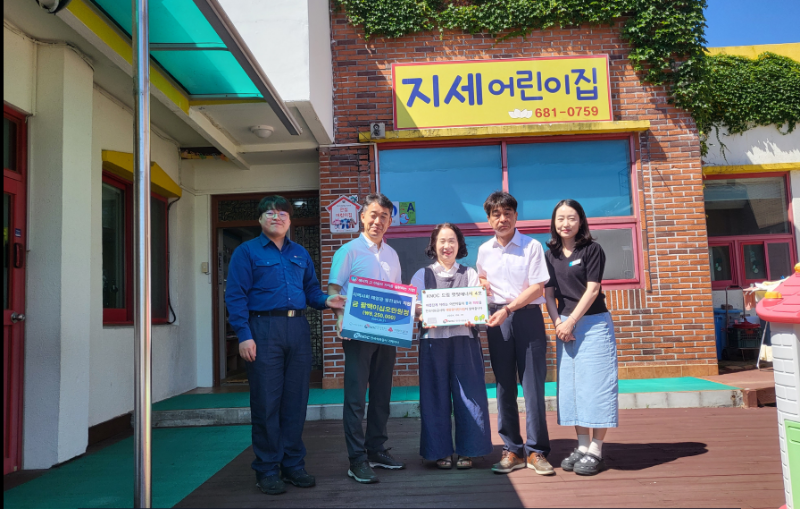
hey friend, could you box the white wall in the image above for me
[219,0,310,102]
[192,192,214,387]
[185,159,320,195]
[88,89,197,426]
[218,0,334,141]
[3,25,35,114]
[307,0,334,141]
[24,44,94,469]
[704,125,800,167]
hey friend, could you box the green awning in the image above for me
[89,0,301,133]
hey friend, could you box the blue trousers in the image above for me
[246,315,312,480]
[419,335,493,460]
[487,305,550,457]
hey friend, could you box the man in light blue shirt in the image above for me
[328,193,406,484]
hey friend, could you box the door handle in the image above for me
[14,243,24,268]
[10,312,26,323]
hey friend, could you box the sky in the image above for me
[704,0,800,47]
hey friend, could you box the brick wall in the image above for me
[320,12,717,389]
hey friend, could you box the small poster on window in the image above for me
[341,276,417,348]
[391,201,416,226]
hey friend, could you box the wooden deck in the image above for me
[177,407,784,508]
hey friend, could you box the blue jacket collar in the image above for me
[259,232,292,250]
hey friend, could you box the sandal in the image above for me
[573,453,607,476]
[456,456,473,469]
[436,456,453,469]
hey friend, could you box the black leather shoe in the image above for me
[348,461,379,484]
[256,474,286,495]
[283,468,316,488]
[368,448,406,470]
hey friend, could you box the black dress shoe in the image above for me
[368,448,406,470]
[256,474,286,495]
[348,461,379,484]
[283,468,316,488]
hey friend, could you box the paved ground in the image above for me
[177,407,784,508]
[704,367,775,391]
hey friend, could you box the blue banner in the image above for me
[341,279,417,348]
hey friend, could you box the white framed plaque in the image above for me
[420,286,489,328]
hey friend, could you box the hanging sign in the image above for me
[341,276,417,348]
[392,55,612,130]
[326,196,362,233]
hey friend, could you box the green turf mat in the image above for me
[152,377,736,411]
[618,377,734,393]
[3,426,251,509]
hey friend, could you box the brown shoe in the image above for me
[528,452,555,475]
[492,451,526,474]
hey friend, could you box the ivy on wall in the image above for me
[674,52,800,152]
[334,0,800,153]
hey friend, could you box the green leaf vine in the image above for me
[334,0,800,154]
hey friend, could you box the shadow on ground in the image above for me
[549,438,708,471]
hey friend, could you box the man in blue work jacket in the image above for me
[225,195,346,495]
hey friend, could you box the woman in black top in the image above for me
[544,199,619,476]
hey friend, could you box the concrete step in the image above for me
[151,389,743,428]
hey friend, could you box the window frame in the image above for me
[101,171,170,325]
[704,172,796,290]
[379,133,643,288]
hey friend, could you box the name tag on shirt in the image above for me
[569,259,582,267]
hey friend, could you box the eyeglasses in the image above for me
[262,210,290,221]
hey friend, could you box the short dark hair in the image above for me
[257,195,293,218]
[425,223,468,260]
[546,199,595,257]
[483,191,517,216]
[362,193,393,212]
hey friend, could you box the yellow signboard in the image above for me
[392,56,612,130]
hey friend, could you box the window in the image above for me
[379,144,501,224]
[102,172,170,324]
[508,139,632,220]
[381,136,640,286]
[704,174,795,289]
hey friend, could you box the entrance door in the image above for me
[4,106,27,474]
[218,226,262,381]
[211,193,323,386]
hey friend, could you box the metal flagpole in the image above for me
[132,0,152,506]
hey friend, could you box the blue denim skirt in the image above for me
[557,312,619,428]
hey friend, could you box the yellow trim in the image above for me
[102,151,182,198]
[67,0,190,114]
[189,99,266,107]
[702,162,800,175]
[359,120,650,143]
[707,43,800,62]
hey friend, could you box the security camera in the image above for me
[36,0,73,14]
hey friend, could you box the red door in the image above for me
[4,105,27,474]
